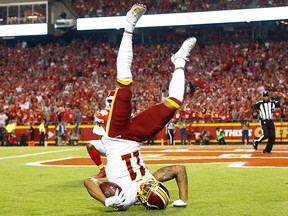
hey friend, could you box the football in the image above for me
[100,181,122,198]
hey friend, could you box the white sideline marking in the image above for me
[234,149,255,152]
[229,162,288,169]
[175,149,189,152]
[219,154,252,158]
[27,157,78,167]
[219,154,232,158]
[143,154,164,158]
[161,149,188,152]
[229,162,246,167]
[26,155,288,169]
[0,149,78,160]
[233,149,242,152]
[240,154,252,158]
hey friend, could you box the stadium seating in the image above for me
[70,0,288,18]
[0,38,287,125]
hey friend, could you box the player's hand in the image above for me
[105,189,126,207]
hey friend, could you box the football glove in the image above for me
[105,189,126,207]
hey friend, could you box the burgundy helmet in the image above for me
[137,177,170,210]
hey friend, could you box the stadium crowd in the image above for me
[0,37,287,126]
[70,0,288,18]
[1,1,287,25]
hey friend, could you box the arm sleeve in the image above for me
[274,100,281,108]
[253,102,260,110]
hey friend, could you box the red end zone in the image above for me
[41,145,288,168]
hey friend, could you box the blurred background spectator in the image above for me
[70,0,288,18]
[0,38,287,125]
[201,129,210,145]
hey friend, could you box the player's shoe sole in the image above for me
[126,4,147,27]
[171,199,188,207]
[171,37,197,64]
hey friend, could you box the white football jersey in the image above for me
[101,136,154,209]
[87,139,107,156]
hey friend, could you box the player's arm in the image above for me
[253,102,260,110]
[278,98,286,107]
[152,165,188,202]
[84,178,125,207]
[84,178,106,205]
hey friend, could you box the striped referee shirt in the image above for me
[167,121,175,130]
[253,100,281,120]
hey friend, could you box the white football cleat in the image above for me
[171,199,188,207]
[126,4,147,31]
[171,37,197,64]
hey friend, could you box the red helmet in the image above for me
[105,90,115,109]
[137,177,170,210]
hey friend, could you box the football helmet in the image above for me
[105,90,115,109]
[137,177,170,210]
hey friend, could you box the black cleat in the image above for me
[252,140,258,150]
[263,150,271,154]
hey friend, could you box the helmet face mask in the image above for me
[105,98,113,109]
[105,91,115,109]
[137,177,170,210]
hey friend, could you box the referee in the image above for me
[166,119,175,145]
[252,90,283,153]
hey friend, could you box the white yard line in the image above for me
[229,162,288,169]
[160,149,189,152]
[0,148,78,160]
[142,154,164,158]
[26,157,79,167]
[240,154,252,158]
[219,154,252,158]
[229,162,246,167]
[234,149,255,152]
[219,154,232,158]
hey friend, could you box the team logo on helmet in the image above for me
[137,177,170,210]
[105,90,115,109]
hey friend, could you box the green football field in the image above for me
[1,146,288,216]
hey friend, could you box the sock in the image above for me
[125,21,134,33]
[174,58,186,68]
[98,164,105,171]
[116,32,133,85]
[88,149,103,167]
[168,67,185,102]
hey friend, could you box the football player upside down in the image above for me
[84,3,196,210]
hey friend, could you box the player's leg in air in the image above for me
[133,38,196,209]
[107,26,197,141]
[115,37,197,143]
[163,36,197,115]
[137,38,196,208]
[105,4,147,138]
[116,3,147,89]
[84,3,147,209]
[86,140,106,178]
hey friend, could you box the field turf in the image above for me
[0,146,288,216]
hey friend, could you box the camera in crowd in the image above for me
[241,119,248,124]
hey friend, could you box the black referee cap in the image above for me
[263,91,269,96]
